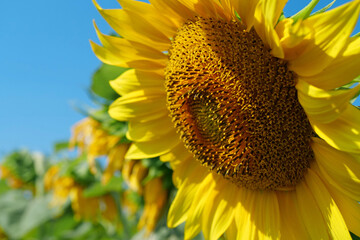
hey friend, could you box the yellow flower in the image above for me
[70,186,100,221]
[0,166,24,189]
[70,187,118,221]
[44,165,60,191]
[70,117,120,173]
[92,0,360,239]
[122,160,148,194]
[52,176,76,207]
[102,143,130,184]
[138,177,168,234]
[100,194,118,221]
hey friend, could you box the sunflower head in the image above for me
[165,16,314,190]
[93,0,360,239]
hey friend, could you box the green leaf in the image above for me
[0,180,10,195]
[2,150,37,184]
[18,194,63,237]
[91,63,128,101]
[351,232,360,240]
[83,176,123,197]
[54,141,71,153]
[291,0,320,22]
[312,0,336,15]
[0,191,62,239]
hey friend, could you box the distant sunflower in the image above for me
[92,0,360,239]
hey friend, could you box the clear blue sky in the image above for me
[1,0,359,156]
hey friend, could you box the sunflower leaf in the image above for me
[291,0,320,22]
[312,0,336,15]
[91,63,127,101]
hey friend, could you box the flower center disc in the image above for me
[165,17,314,190]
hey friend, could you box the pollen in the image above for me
[165,17,314,190]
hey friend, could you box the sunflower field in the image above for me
[1,0,360,239]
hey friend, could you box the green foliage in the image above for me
[291,0,320,22]
[352,232,360,240]
[0,191,63,239]
[91,63,127,101]
[2,150,37,184]
[83,176,123,198]
[54,141,71,153]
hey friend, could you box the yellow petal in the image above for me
[149,0,195,24]
[253,0,286,58]
[171,156,197,187]
[230,0,260,30]
[117,0,178,38]
[235,188,257,240]
[324,183,360,237]
[167,167,207,227]
[110,69,164,96]
[295,175,330,239]
[296,80,360,123]
[208,181,236,240]
[276,18,313,60]
[184,172,217,239]
[305,169,351,240]
[93,0,170,51]
[288,1,360,77]
[90,40,165,70]
[125,131,180,159]
[200,180,223,240]
[160,141,192,163]
[310,105,360,154]
[255,191,281,240]
[109,89,167,122]
[225,222,238,240]
[311,138,360,201]
[126,116,175,142]
[277,191,310,239]
[301,36,360,90]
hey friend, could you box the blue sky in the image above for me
[1,0,359,156]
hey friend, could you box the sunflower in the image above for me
[70,117,125,176]
[91,0,360,239]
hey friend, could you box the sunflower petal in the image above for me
[160,142,192,162]
[109,89,167,122]
[117,0,178,37]
[110,69,164,96]
[235,188,257,240]
[277,191,310,239]
[254,0,286,58]
[184,172,216,239]
[288,1,360,77]
[93,0,170,51]
[125,131,179,159]
[296,80,360,123]
[311,138,360,201]
[295,175,330,239]
[126,116,175,142]
[256,191,281,240]
[90,40,165,70]
[208,182,236,240]
[310,105,360,154]
[324,184,360,237]
[230,0,260,30]
[301,36,360,90]
[167,166,207,227]
[149,0,195,23]
[305,169,351,239]
[171,156,198,187]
